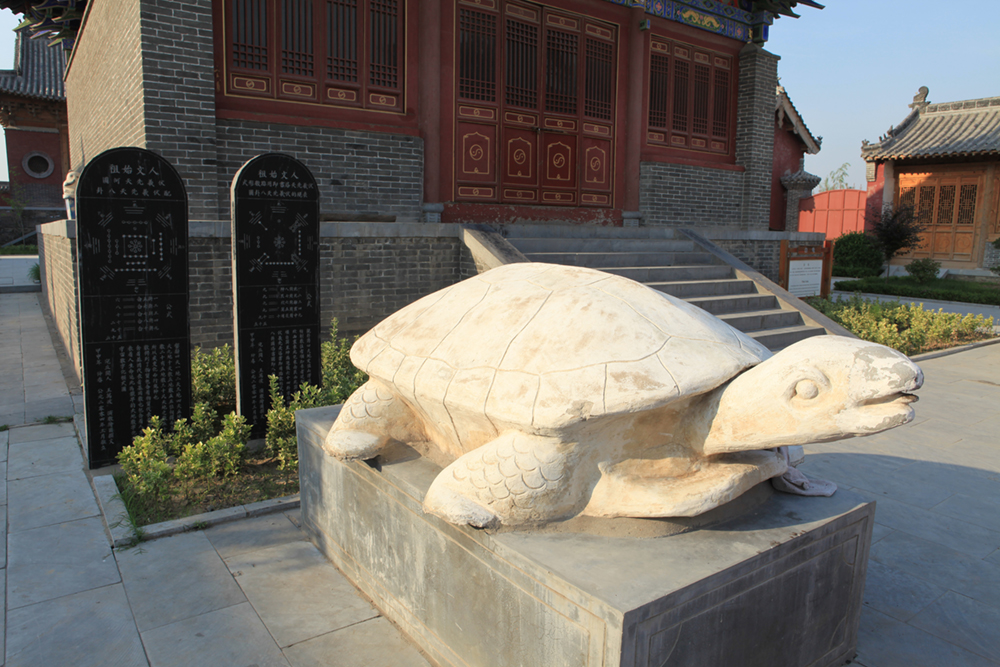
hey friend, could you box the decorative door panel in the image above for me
[541,133,577,191]
[455,0,616,207]
[457,123,497,184]
[899,172,981,264]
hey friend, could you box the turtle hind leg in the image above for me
[324,379,422,460]
[423,432,581,528]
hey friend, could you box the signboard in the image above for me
[231,154,320,435]
[76,147,191,468]
[779,241,833,299]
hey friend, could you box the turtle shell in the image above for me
[351,263,770,449]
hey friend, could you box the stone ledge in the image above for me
[91,471,301,548]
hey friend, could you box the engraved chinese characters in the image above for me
[77,147,192,468]
[231,155,320,435]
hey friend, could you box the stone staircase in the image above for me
[502,226,827,351]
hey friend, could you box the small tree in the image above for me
[869,205,923,273]
[817,162,853,193]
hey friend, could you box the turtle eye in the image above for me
[794,379,820,400]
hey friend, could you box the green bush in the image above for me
[832,265,882,279]
[28,263,40,282]
[807,294,995,356]
[834,276,1000,307]
[191,345,236,416]
[0,244,38,256]
[175,412,250,479]
[833,232,884,273]
[905,258,941,284]
[118,416,173,502]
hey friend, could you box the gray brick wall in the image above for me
[639,162,743,226]
[984,241,1000,272]
[215,119,424,223]
[65,0,146,169]
[38,229,82,382]
[713,238,781,282]
[735,43,779,231]
[189,237,234,348]
[139,0,219,220]
[320,236,466,339]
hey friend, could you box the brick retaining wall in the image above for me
[38,222,81,381]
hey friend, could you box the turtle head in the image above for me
[701,336,923,454]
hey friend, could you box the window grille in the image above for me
[712,69,729,139]
[459,9,497,102]
[282,0,314,77]
[584,38,613,120]
[917,186,936,227]
[232,0,268,70]
[648,53,669,129]
[327,0,358,81]
[936,185,955,225]
[957,184,977,225]
[671,59,689,133]
[545,29,577,115]
[505,19,538,109]
[369,0,398,88]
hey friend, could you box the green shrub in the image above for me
[834,276,1000,307]
[28,263,40,282]
[264,376,327,471]
[991,239,1000,277]
[191,345,236,416]
[905,258,941,284]
[321,319,368,405]
[806,294,995,356]
[832,265,882,279]
[175,412,250,479]
[118,416,173,502]
[833,232,884,273]
[0,244,38,256]
[168,402,219,457]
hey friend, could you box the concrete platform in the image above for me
[298,406,875,667]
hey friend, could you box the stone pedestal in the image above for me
[298,406,872,667]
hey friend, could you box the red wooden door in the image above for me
[455,0,616,207]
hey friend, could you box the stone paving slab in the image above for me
[283,617,432,667]
[7,470,100,533]
[4,583,146,667]
[7,422,74,444]
[224,540,380,649]
[6,516,120,610]
[140,602,289,667]
[205,512,307,560]
[910,591,1000,662]
[116,531,248,633]
[7,435,83,480]
[854,606,997,667]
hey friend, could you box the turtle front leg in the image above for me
[423,432,581,529]
[324,380,423,460]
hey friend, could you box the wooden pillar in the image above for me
[418,0,443,219]
[622,3,646,220]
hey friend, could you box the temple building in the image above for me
[0,33,68,243]
[862,87,1000,272]
[2,0,821,230]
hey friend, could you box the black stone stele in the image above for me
[231,154,320,436]
[77,147,191,468]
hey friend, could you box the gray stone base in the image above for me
[298,406,872,667]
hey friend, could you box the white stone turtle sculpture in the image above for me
[325,263,922,528]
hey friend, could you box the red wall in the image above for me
[798,189,867,240]
[770,123,806,230]
[5,129,64,186]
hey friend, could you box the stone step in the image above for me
[501,224,680,240]
[747,325,828,351]
[598,264,735,282]
[718,308,805,334]
[509,237,696,254]
[684,293,779,316]
[649,279,756,299]
[522,251,717,268]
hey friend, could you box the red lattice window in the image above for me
[459,9,497,102]
[225,0,403,111]
[545,28,578,115]
[648,39,732,154]
[505,18,539,109]
[584,38,613,121]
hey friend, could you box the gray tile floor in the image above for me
[2,289,999,666]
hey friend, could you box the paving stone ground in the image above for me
[1,290,998,666]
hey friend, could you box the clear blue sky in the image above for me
[0,2,996,185]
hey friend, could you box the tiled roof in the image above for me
[776,85,820,154]
[0,34,67,102]
[861,89,1000,161]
